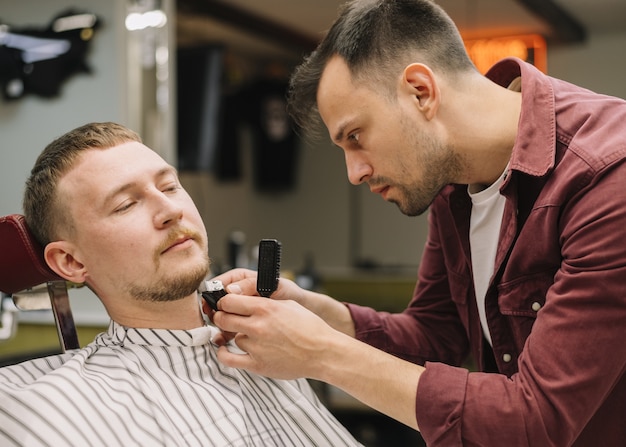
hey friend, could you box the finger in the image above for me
[201,302,234,336]
[211,330,235,346]
[226,277,258,296]
[201,300,215,317]
[212,331,227,346]
[218,293,266,316]
[213,268,256,286]
[212,308,252,335]
[216,344,254,369]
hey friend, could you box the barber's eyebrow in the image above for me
[102,166,178,208]
[333,118,356,144]
[333,123,347,144]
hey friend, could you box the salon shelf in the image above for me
[321,271,417,312]
[0,323,106,364]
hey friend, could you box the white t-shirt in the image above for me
[468,167,508,346]
[468,77,520,346]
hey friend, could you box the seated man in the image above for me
[0,122,361,447]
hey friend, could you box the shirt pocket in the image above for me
[497,270,554,347]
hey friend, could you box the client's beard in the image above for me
[128,257,210,303]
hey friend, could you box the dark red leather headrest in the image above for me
[0,214,61,294]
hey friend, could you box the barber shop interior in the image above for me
[0,0,624,446]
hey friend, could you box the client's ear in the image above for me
[44,241,88,283]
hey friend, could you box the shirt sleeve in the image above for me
[347,203,470,367]
[351,149,626,446]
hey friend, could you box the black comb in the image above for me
[256,239,281,297]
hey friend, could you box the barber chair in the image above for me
[0,214,79,352]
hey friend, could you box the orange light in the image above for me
[464,34,547,74]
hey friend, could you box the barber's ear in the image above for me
[402,63,439,120]
[44,241,88,283]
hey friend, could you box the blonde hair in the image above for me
[23,122,142,245]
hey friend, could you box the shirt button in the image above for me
[503,353,512,363]
[531,302,542,312]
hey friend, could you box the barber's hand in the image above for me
[210,268,307,303]
[201,268,306,321]
[203,268,307,347]
[200,269,252,345]
[212,292,340,380]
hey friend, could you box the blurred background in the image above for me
[0,1,624,444]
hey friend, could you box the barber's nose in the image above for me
[345,152,372,185]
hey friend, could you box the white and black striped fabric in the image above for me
[0,322,362,447]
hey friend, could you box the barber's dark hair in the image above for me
[23,122,142,245]
[287,0,475,135]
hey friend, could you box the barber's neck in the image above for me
[444,71,521,186]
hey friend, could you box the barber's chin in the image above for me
[399,204,428,217]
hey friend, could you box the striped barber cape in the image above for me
[0,321,362,447]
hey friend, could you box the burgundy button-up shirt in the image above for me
[347,58,626,446]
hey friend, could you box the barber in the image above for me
[210,0,626,445]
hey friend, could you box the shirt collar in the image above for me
[101,320,220,347]
[485,57,556,178]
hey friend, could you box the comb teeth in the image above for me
[256,239,281,297]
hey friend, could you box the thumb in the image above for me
[226,283,242,294]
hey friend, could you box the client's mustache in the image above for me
[157,227,203,255]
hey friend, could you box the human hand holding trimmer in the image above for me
[202,239,282,354]
[208,237,356,381]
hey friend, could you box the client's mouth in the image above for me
[163,237,192,252]
[160,230,198,254]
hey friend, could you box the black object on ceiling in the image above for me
[177,0,586,53]
[515,0,586,43]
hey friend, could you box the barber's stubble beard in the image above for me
[389,116,464,217]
